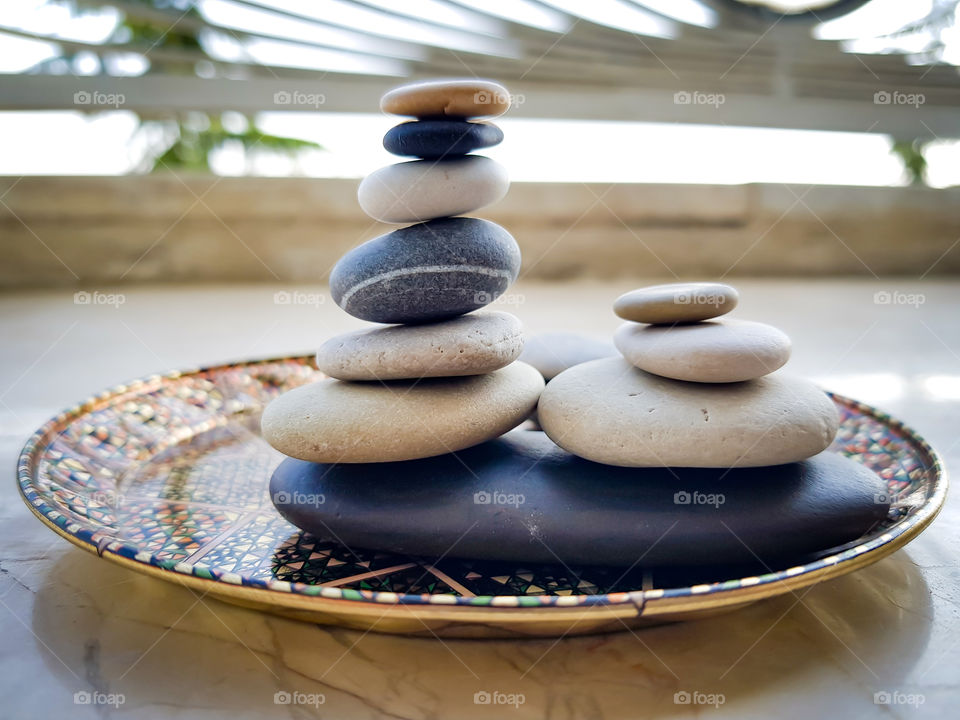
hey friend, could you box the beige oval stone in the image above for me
[358,155,509,224]
[614,319,791,383]
[262,361,544,463]
[538,357,838,468]
[614,282,738,324]
[380,79,510,118]
[519,331,616,381]
[316,311,524,381]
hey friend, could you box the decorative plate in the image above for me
[17,356,946,638]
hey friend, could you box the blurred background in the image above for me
[2,6,960,718]
[1,0,958,285]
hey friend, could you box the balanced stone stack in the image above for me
[539,282,841,467]
[261,86,885,570]
[262,79,543,464]
[268,277,888,568]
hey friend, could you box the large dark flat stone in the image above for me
[269,431,890,567]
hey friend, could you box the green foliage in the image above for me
[891,139,929,186]
[147,115,321,172]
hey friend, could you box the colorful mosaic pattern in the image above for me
[17,356,946,610]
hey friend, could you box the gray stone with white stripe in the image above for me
[329,217,521,324]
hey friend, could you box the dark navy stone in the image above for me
[329,217,521,324]
[383,120,503,159]
[270,430,890,567]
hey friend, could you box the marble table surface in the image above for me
[1,279,957,719]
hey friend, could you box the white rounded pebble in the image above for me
[357,156,509,224]
[614,319,791,383]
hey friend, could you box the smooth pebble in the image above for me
[358,155,508,224]
[614,282,739,324]
[383,120,503,159]
[380,79,510,119]
[614,319,791,383]
[316,311,523,381]
[519,331,616,381]
[262,362,544,463]
[329,217,521,324]
[538,357,839,468]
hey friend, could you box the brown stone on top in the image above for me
[380,79,510,119]
[614,282,739,324]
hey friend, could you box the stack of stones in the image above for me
[539,282,840,467]
[262,79,543,464]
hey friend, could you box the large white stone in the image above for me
[262,361,544,463]
[538,357,838,468]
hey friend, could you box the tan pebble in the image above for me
[614,319,791,383]
[538,357,838,468]
[262,361,544,463]
[614,282,738,324]
[381,79,510,118]
[316,312,523,381]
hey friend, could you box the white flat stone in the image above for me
[261,361,544,463]
[538,357,838,467]
[357,156,509,224]
[614,318,791,383]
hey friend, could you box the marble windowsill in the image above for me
[0,279,956,719]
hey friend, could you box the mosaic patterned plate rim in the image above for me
[16,355,947,618]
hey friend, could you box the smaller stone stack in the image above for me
[538,282,840,468]
[261,79,543,465]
